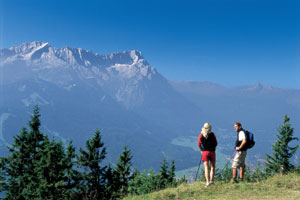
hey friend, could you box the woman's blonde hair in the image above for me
[201,122,212,138]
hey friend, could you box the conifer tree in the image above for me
[0,105,76,199]
[114,145,133,198]
[168,160,176,186]
[77,129,107,200]
[0,155,7,193]
[64,140,79,198]
[265,115,299,175]
[2,105,45,199]
[104,164,117,199]
[34,136,68,199]
[158,157,169,189]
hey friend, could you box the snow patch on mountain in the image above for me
[23,42,49,60]
[0,42,163,108]
[1,42,157,81]
[9,41,47,54]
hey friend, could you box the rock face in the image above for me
[0,42,203,171]
[1,42,162,108]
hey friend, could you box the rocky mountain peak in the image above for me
[10,41,50,54]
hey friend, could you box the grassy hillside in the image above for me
[125,173,300,200]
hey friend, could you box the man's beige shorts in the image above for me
[232,151,247,169]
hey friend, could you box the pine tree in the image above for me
[64,140,79,198]
[168,160,176,186]
[265,115,299,175]
[77,129,107,200]
[158,157,169,189]
[1,105,76,199]
[114,145,133,198]
[3,105,45,199]
[104,164,117,199]
[34,136,68,199]
[0,155,7,193]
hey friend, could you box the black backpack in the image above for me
[244,130,255,149]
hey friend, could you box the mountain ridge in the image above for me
[2,41,147,69]
[1,41,299,172]
[0,42,205,171]
[1,42,163,109]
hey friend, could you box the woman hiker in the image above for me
[198,122,218,187]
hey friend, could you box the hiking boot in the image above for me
[239,178,244,182]
[232,178,238,184]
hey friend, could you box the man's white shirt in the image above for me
[238,130,246,141]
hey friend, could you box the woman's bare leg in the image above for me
[204,161,210,184]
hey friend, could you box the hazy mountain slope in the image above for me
[0,42,204,171]
[0,78,201,170]
[1,42,204,136]
[170,81,300,160]
[1,42,299,172]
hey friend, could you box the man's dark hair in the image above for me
[234,122,242,127]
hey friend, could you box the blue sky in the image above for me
[0,0,299,88]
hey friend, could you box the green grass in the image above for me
[124,173,300,200]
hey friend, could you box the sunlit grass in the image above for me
[124,173,300,200]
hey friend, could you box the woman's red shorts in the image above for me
[201,151,216,164]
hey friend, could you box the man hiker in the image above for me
[198,122,218,187]
[232,122,247,183]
